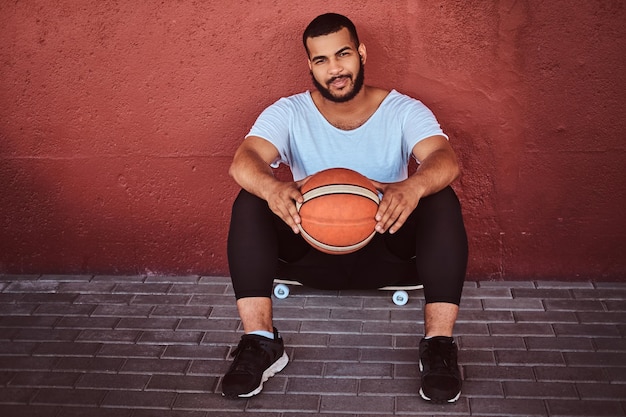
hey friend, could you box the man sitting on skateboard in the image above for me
[223,12,468,403]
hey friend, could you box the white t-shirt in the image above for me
[245,89,447,182]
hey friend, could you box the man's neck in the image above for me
[313,85,371,114]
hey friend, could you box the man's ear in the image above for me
[358,43,367,64]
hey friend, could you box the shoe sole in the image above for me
[228,351,289,398]
[418,359,461,403]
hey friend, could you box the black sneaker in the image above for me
[418,336,462,403]
[221,328,289,398]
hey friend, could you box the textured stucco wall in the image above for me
[1,1,624,279]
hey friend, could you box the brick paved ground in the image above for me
[0,274,625,416]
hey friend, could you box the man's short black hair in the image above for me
[302,13,360,55]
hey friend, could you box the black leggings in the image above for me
[227,186,468,305]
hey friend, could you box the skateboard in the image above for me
[273,278,423,306]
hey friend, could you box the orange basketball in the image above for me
[297,168,380,254]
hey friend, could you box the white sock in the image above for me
[247,330,275,339]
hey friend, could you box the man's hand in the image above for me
[264,176,311,234]
[370,179,423,234]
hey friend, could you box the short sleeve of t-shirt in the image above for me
[245,90,447,182]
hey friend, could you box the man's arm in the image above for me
[371,135,460,234]
[229,136,303,233]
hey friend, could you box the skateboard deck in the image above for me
[273,278,423,306]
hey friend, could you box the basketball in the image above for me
[296,168,380,254]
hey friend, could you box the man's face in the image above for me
[306,27,366,103]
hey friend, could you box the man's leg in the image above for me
[223,190,308,398]
[386,186,467,403]
[414,186,467,403]
[237,297,273,333]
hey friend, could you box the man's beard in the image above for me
[311,60,365,103]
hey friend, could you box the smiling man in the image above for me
[223,13,468,404]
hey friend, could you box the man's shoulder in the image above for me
[276,91,312,105]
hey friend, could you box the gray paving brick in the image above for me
[178,318,239,331]
[12,328,80,342]
[132,294,192,305]
[0,404,62,417]
[503,381,578,399]
[154,305,212,317]
[455,309,515,323]
[121,358,190,374]
[564,351,626,367]
[246,393,321,413]
[553,323,621,337]
[8,371,81,388]
[132,410,207,417]
[546,399,625,416]
[360,348,417,363]
[0,387,37,404]
[470,398,547,416]
[57,282,117,293]
[604,367,626,383]
[102,390,177,408]
[396,395,471,415]
[576,382,626,400]
[287,377,357,394]
[0,303,38,315]
[362,321,422,335]
[117,317,180,330]
[483,298,545,311]
[534,366,609,383]
[97,343,165,358]
[0,341,37,355]
[577,311,626,323]
[54,357,125,372]
[463,365,536,381]
[92,275,145,282]
[283,332,329,347]
[92,304,154,317]
[162,345,229,360]
[358,378,417,395]
[77,329,141,343]
[74,293,134,304]
[329,333,393,348]
[544,299,606,311]
[32,341,102,357]
[496,350,565,366]
[31,387,107,406]
[459,335,526,350]
[0,315,58,328]
[4,281,61,293]
[168,283,229,295]
[137,331,204,345]
[479,280,536,288]
[76,372,150,390]
[324,362,392,378]
[535,281,594,289]
[593,337,626,351]
[525,336,595,351]
[34,303,96,316]
[146,374,216,392]
[512,288,573,299]
[56,316,119,329]
[147,275,201,283]
[489,322,555,336]
[513,310,578,323]
[573,288,626,300]
[114,282,172,294]
[320,394,393,414]
[300,319,362,334]
[461,380,505,398]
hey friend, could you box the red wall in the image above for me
[1,1,624,280]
